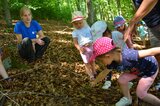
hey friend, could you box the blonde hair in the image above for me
[71,11,89,29]
[20,6,32,18]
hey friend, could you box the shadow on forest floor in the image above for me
[0,20,159,106]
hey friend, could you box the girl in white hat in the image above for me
[71,11,96,80]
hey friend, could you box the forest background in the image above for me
[0,0,135,27]
[1,0,159,106]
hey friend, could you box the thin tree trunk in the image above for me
[24,0,30,4]
[86,0,95,25]
[2,0,12,27]
[76,0,81,11]
[130,0,137,11]
[106,0,114,21]
[66,0,72,13]
[116,0,122,15]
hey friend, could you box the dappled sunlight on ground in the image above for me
[0,20,159,106]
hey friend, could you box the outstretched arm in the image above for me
[73,38,80,51]
[124,0,158,41]
[15,34,22,44]
[91,68,111,87]
[73,38,85,54]
[138,47,160,58]
[37,30,45,39]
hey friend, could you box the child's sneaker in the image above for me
[128,82,133,89]
[102,81,111,89]
[115,97,132,106]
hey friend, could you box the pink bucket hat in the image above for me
[90,37,116,62]
[71,11,84,23]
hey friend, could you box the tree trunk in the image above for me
[24,0,30,4]
[116,0,122,15]
[86,0,95,25]
[130,0,137,11]
[76,0,81,11]
[2,0,12,27]
[106,0,114,21]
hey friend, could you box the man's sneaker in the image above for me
[115,97,132,106]
[128,82,133,89]
[102,81,111,89]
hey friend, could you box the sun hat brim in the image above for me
[71,17,84,23]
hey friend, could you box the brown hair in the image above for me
[102,27,112,37]
[20,6,32,18]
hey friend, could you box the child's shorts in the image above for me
[80,45,93,64]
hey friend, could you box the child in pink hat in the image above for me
[91,21,133,90]
[90,37,160,106]
[71,11,96,80]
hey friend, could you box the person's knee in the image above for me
[136,89,147,99]
[118,75,128,85]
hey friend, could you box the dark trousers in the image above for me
[18,37,50,62]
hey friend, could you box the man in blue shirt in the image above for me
[14,6,50,62]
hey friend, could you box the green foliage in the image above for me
[7,0,134,23]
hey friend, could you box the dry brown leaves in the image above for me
[0,20,159,106]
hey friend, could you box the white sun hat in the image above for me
[91,21,107,42]
[71,11,85,23]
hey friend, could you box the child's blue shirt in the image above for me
[137,25,148,38]
[14,20,42,39]
[108,48,158,77]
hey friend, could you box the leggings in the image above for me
[118,70,158,99]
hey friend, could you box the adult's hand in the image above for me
[124,21,135,42]
[36,39,45,45]
[124,0,158,42]
[90,80,97,87]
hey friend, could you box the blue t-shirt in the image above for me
[107,48,158,77]
[133,0,160,28]
[14,20,42,39]
[72,26,93,47]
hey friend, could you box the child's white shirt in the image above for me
[72,26,93,47]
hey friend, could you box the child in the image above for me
[137,21,148,46]
[71,11,96,80]
[113,16,144,49]
[0,48,10,81]
[91,20,127,49]
[90,37,160,106]
[113,16,128,35]
[91,21,131,89]
[14,6,50,62]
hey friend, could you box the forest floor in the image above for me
[0,20,159,106]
